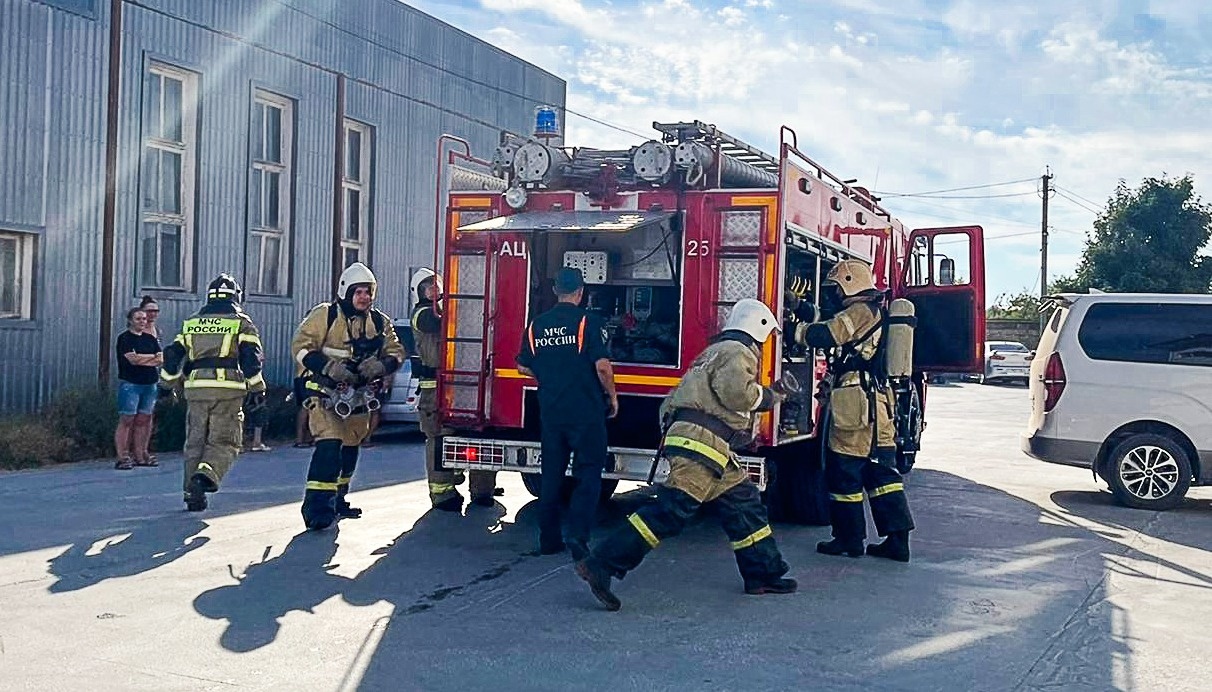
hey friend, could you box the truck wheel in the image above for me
[763,441,830,526]
[1106,433,1192,511]
[520,474,619,504]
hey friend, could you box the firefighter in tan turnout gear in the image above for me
[798,259,915,562]
[411,268,497,511]
[293,263,405,530]
[575,299,797,611]
[160,274,266,512]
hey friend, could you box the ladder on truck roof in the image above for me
[652,120,780,176]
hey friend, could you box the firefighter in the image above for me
[293,263,405,530]
[160,274,266,512]
[797,259,914,562]
[516,267,618,559]
[575,299,797,611]
[411,268,497,511]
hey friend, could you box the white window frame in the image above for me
[140,62,198,292]
[248,90,293,296]
[341,120,373,268]
[0,231,36,320]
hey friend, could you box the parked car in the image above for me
[1021,292,1212,510]
[981,341,1033,385]
[377,322,421,426]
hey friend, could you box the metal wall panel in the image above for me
[0,0,565,410]
[0,1,109,412]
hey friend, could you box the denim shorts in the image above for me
[118,381,158,416]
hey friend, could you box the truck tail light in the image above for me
[465,446,479,462]
[1043,352,1066,412]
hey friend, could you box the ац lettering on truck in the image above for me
[430,119,986,523]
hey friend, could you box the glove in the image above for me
[322,359,358,384]
[357,356,387,380]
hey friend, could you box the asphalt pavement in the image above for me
[4,384,1212,691]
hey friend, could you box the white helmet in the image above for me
[410,268,443,301]
[724,298,781,343]
[338,262,377,301]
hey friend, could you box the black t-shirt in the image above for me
[516,302,610,425]
[116,331,162,385]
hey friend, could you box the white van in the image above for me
[1021,292,1212,510]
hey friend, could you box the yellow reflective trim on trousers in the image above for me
[197,463,215,475]
[730,524,773,551]
[628,513,660,548]
[429,482,455,494]
[337,476,352,486]
[869,482,905,498]
[830,492,865,503]
[419,380,437,389]
[184,379,249,390]
[307,481,339,491]
[663,436,729,470]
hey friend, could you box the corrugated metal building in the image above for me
[0,0,565,411]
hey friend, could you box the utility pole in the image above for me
[1040,167,1052,302]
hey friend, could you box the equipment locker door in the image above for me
[896,225,986,373]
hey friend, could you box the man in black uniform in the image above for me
[517,267,618,559]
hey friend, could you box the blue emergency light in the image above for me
[534,106,560,137]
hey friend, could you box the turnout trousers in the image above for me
[539,418,607,551]
[417,386,495,506]
[182,393,245,498]
[592,455,789,589]
[301,406,370,527]
[825,449,914,544]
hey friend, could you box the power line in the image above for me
[1054,185,1104,210]
[889,196,1043,229]
[874,178,1038,197]
[895,191,1039,200]
[1054,191,1102,215]
[559,108,650,140]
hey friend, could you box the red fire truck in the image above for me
[429,120,985,522]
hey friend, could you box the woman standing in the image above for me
[137,296,163,465]
[114,307,162,469]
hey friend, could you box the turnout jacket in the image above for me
[658,332,778,476]
[161,300,266,400]
[292,301,405,386]
[410,298,442,383]
[804,299,896,456]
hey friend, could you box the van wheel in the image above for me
[520,473,618,504]
[1107,434,1192,511]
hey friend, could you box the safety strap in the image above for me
[183,357,239,375]
[670,408,741,445]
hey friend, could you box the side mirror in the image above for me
[938,258,956,286]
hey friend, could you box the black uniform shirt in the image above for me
[517,302,610,426]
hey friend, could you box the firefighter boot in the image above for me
[744,577,799,595]
[575,557,621,611]
[184,473,216,512]
[336,446,362,519]
[866,530,911,562]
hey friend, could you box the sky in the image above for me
[405,0,1212,303]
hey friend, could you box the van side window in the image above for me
[1078,303,1212,366]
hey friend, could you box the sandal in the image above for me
[115,457,135,470]
[249,443,272,452]
[134,457,160,467]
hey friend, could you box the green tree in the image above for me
[988,290,1042,319]
[1065,175,1212,293]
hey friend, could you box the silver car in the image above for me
[1022,292,1212,510]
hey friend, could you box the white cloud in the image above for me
[427,0,1212,298]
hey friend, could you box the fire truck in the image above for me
[428,118,986,523]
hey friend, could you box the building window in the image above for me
[0,232,36,320]
[140,63,198,291]
[341,120,373,267]
[248,91,293,296]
